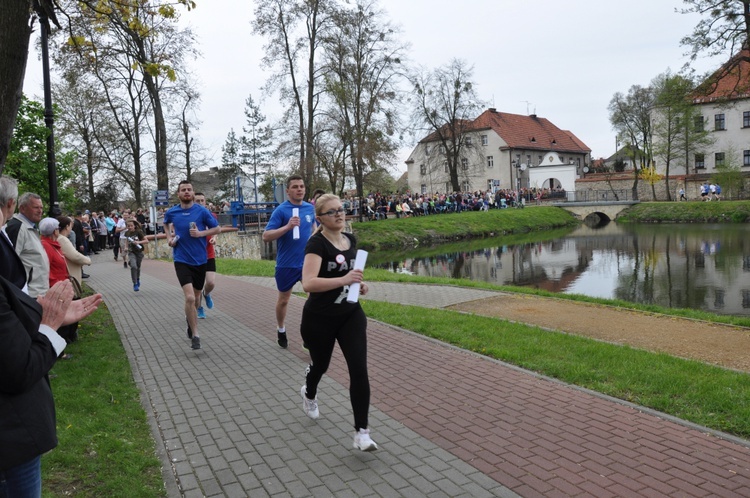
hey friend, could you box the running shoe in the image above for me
[191,336,201,350]
[300,385,319,419]
[353,428,378,451]
[203,291,214,309]
[197,306,206,319]
[277,331,288,349]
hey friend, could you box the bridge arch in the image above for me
[582,211,612,227]
[550,201,639,224]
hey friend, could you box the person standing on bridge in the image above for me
[261,175,315,349]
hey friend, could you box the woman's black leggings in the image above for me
[301,306,370,431]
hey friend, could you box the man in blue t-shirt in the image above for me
[262,175,316,348]
[163,181,221,350]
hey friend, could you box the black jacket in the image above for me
[0,275,59,470]
[0,232,27,289]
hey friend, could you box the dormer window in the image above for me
[551,139,557,145]
[530,137,536,143]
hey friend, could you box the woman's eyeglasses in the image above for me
[321,207,346,217]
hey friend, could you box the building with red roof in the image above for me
[406,108,590,195]
[654,49,750,176]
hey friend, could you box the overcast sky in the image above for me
[23,0,724,174]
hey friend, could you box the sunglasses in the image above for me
[321,207,346,217]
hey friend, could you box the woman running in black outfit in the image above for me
[299,194,377,451]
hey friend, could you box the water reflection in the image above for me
[373,223,750,317]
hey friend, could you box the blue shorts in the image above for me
[275,267,302,293]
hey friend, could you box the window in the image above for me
[487,156,494,168]
[715,114,725,131]
[421,184,427,194]
[419,164,426,175]
[715,152,725,167]
[744,150,750,166]
[744,111,750,128]
[694,116,704,132]
[461,181,471,191]
[445,182,451,193]
[443,160,448,173]
[695,153,705,169]
[465,136,472,146]
[461,158,468,170]
[481,134,488,146]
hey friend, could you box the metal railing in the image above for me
[565,189,634,202]
[224,202,279,232]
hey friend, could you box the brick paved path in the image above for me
[86,254,750,497]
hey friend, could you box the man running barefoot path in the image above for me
[262,175,316,349]
[163,181,221,350]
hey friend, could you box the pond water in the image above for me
[372,223,750,317]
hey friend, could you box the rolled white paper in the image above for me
[346,249,368,303]
[292,207,300,239]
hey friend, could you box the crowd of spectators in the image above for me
[341,187,566,221]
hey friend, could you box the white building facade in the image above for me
[653,50,750,177]
[406,108,591,195]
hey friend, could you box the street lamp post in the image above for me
[33,0,60,216]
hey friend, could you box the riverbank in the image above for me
[616,199,750,223]
[352,206,578,251]
[352,200,750,251]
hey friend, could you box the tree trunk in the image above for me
[0,0,33,174]
[142,71,167,196]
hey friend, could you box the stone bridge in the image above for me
[550,201,640,224]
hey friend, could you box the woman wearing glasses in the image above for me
[298,194,377,451]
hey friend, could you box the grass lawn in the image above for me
[43,301,165,498]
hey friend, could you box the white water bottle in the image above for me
[292,208,300,239]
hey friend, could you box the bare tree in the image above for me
[58,0,195,191]
[253,0,334,186]
[609,85,655,200]
[410,59,484,193]
[167,83,208,183]
[322,0,405,203]
[53,71,112,203]
[53,21,151,205]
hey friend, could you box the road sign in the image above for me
[153,189,169,207]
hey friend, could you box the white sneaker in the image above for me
[301,385,319,419]
[353,428,378,451]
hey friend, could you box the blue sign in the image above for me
[153,189,169,207]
